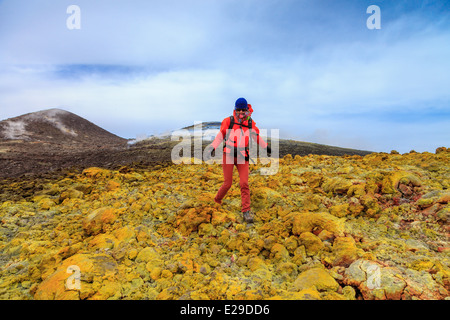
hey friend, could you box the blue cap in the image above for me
[235,97,248,110]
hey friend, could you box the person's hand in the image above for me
[204,144,215,161]
[266,145,272,157]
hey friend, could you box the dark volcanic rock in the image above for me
[0,108,126,147]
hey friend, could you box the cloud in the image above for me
[0,64,232,137]
[0,0,231,67]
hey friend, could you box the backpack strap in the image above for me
[246,118,253,161]
[224,115,234,144]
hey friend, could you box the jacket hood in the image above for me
[248,103,254,115]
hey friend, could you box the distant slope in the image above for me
[178,121,373,157]
[0,108,126,147]
[0,109,129,178]
[136,121,373,157]
[0,113,372,178]
[274,139,373,157]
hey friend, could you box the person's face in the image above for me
[236,108,249,120]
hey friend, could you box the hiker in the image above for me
[205,97,271,223]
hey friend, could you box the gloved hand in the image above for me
[204,144,215,161]
[266,145,272,157]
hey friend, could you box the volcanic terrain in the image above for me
[0,109,448,301]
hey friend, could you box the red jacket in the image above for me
[212,104,268,158]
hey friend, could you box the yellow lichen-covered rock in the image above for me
[300,171,324,189]
[271,287,322,300]
[318,229,334,242]
[88,233,117,250]
[292,246,307,265]
[381,171,422,194]
[59,188,84,202]
[122,172,144,181]
[359,194,381,217]
[342,286,357,300]
[270,243,289,261]
[149,267,162,281]
[34,253,120,300]
[288,174,303,186]
[82,207,117,236]
[320,291,348,300]
[251,186,285,210]
[34,270,80,300]
[322,177,353,195]
[37,197,56,210]
[161,269,173,279]
[291,211,344,236]
[329,203,350,218]
[284,236,298,254]
[348,199,365,216]
[275,262,298,280]
[127,248,138,260]
[82,167,111,179]
[301,194,322,211]
[437,192,450,204]
[198,223,218,237]
[292,268,340,292]
[435,147,448,154]
[226,282,246,299]
[105,180,121,191]
[176,207,212,236]
[211,210,235,226]
[91,280,121,300]
[298,232,324,256]
[247,257,267,271]
[113,226,136,248]
[347,183,366,198]
[295,288,322,300]
[242,289,264,300]
[329,236,359,267]
[136,247,161,264]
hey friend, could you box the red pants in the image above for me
[214,153,250,212]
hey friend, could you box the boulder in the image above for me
[322,177,353,195]
[344,259,448,300]
[329,236,359,267]
[82,207,117,236]
[34,253,121,300]
[381,171,422,195]
[292,211,345,237]
[298,232,324,256]
[292,268,340,292]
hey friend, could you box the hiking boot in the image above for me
[242,210,254,223]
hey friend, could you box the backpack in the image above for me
[223,115,253,161]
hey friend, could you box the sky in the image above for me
[0,0,449,153]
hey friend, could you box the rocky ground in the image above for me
[0,148,448,300]
[0,108,372,178]
[0,136,372,179]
